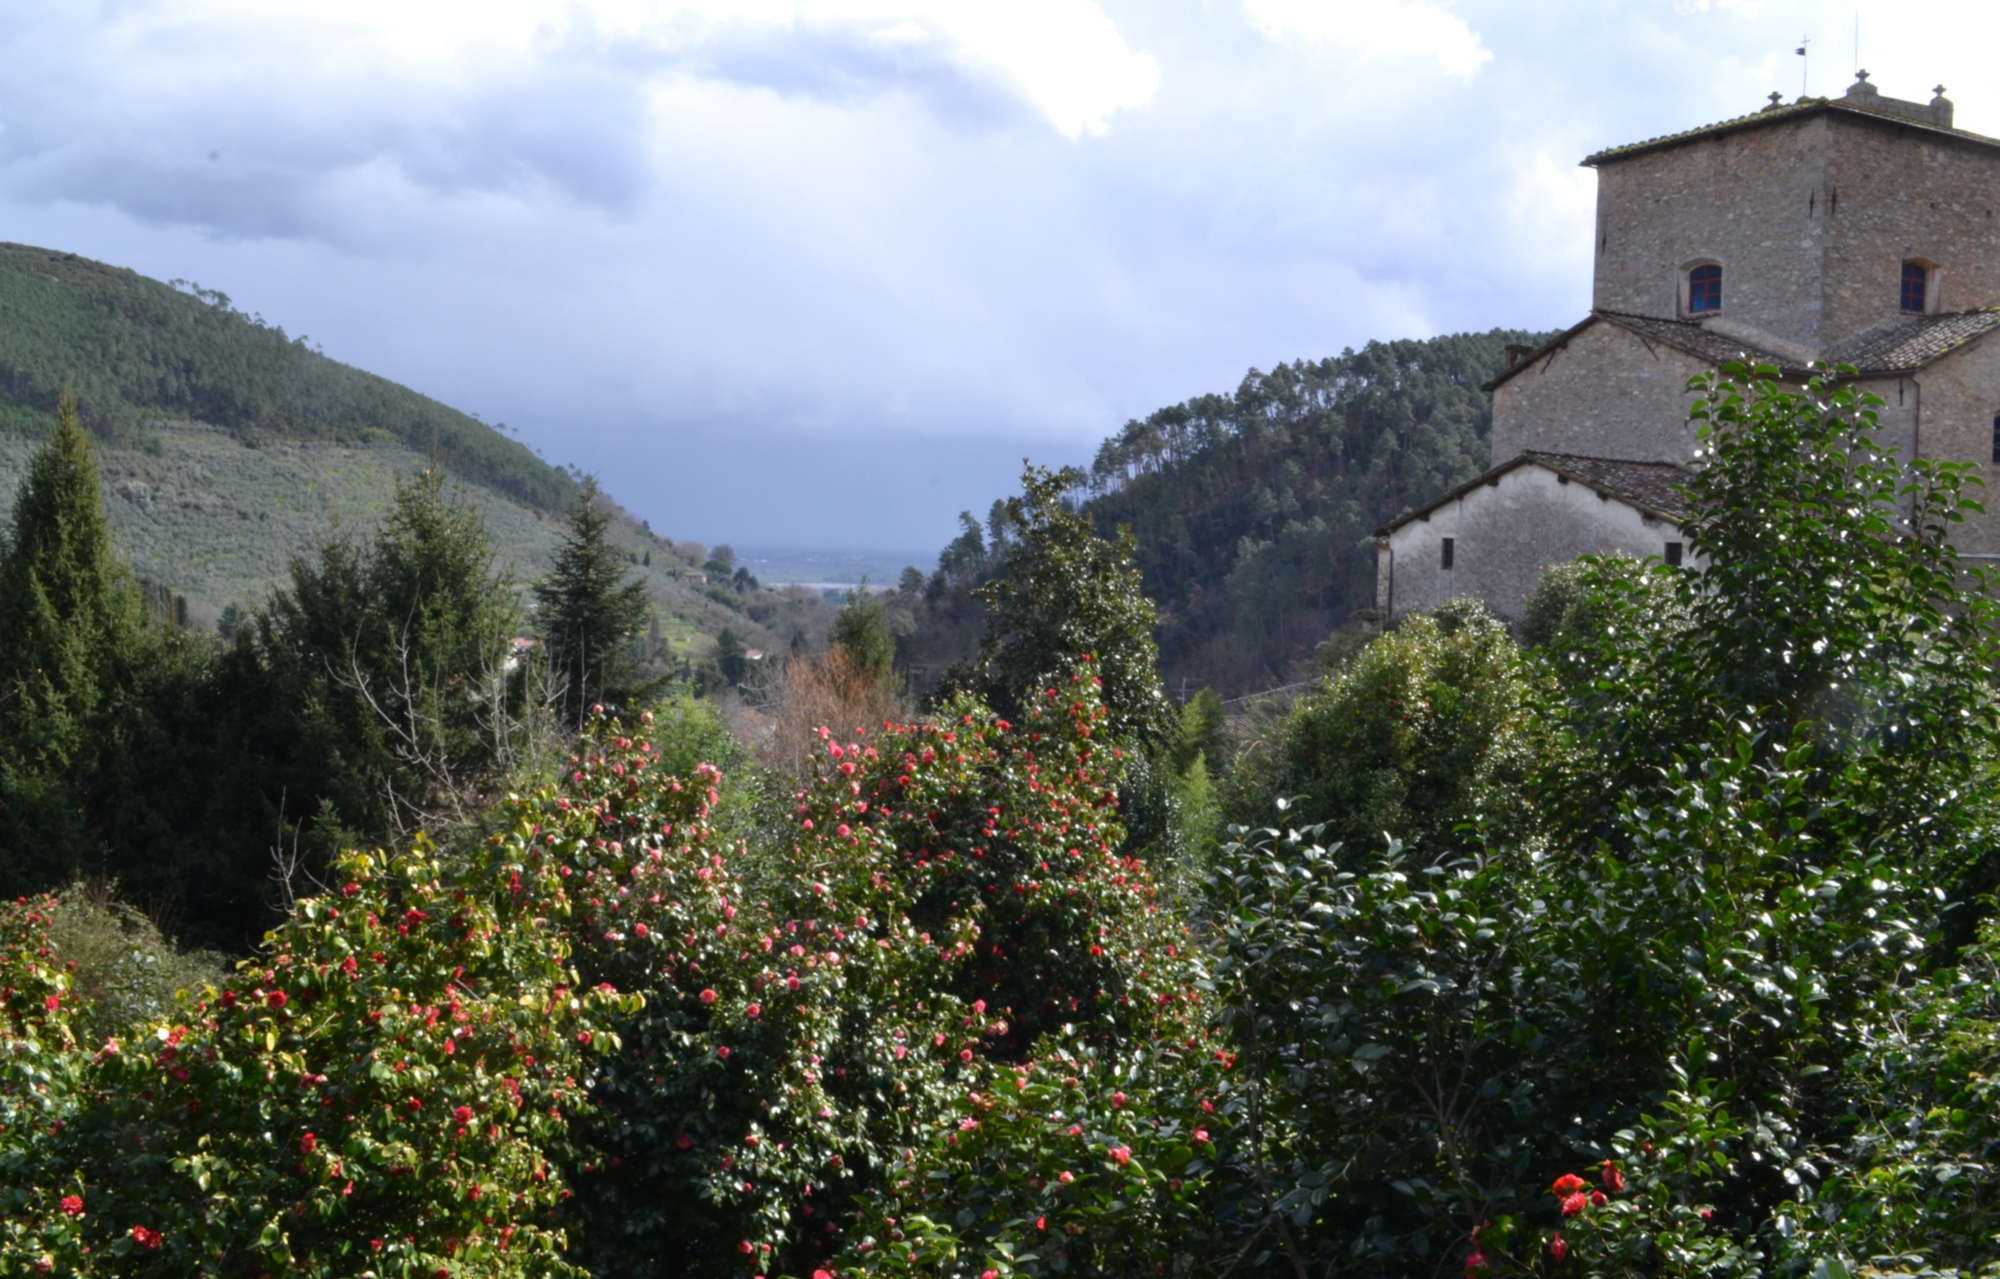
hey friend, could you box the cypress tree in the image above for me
[0,394,152,892]
[533,476,655,726]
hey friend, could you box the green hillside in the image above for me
[0,242,572,510]
[1081,328,1558,693]
[0,242,830,664]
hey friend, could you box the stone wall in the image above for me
[1592,110,2000,352]
[1490,321,1710,466]
[1378,462,1685,620]
[1904,342,2000,555]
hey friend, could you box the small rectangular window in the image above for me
[1991,415,2000,465]
[1440,537,1454,569]
[1688,264,1722,314]
[1664,541,1684,567]
[1903,262,1930,314]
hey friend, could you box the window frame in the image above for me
[1684,262,1723,316]
[1440,536,1455,570]
[1902,259,1939,315]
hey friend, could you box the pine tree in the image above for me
[0,394,153,892]
[533,476,655,726]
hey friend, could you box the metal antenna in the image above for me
[1797,36,1810,97]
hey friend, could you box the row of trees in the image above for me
[0,398,657,949]
[7,362,2000,1276]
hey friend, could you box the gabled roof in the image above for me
[1582,94,2000,167]
[1482,308,2000,392]
[1374,452,1693,538]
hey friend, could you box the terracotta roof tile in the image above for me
[1521,452,1694,518]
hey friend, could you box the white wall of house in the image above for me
[1377,463,1685,620]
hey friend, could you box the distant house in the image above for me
[1380,73,2000,618]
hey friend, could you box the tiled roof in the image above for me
[1596,312,1809,374]
[1483,309,2000,393]
[1828,308,2000,371]
[1582,96,2000,167]
[1522,452,1693,519]
[1376,452,1693,536]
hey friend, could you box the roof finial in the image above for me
[1855,68,1869,82]
[1767,91,1784,109]
[1934,84,1948,98]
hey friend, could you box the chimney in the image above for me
[1504,343,1535,370]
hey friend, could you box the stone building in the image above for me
[1377,72,2000,620]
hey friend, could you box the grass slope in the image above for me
[0,241,572,511]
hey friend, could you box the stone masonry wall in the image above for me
[1593,111,2000,352]
[1490,321,1711,466]
[1906,342,2000,555]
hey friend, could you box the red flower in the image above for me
[1111,1091,1126,1109]
[342,882,360,896]
[635,923,649,938]
[59,1195,82,1217]
[959,1048,973,1062]
[718,1046,731,1059]
[130,1225,162,1250]
[676,1134,694,1149]
[700,989,717,1005]
[1550,1233,1568,1263]
[219,990,237,1009]
[1551,1173,1587,1196]
[1600,1160,1624,1192]
[739,1242,755,1255]
[1590,1190,1606,1206]
[1109,1146,1132,1165]
[267,990,288,1009]
[747,1004,761,1019]
[454,1106,473,1125]
[1464,1251,1490,1274]
[300,1132,317,1155]
[1560,1192,1587,1216]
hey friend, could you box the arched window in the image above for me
[1687,264,1722,314]
[1902,262,1930,314]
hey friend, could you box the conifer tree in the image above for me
[956,463,1174,748]
[533,476,655,726]
[0,394,152,892]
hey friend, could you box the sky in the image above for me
[3,0,1998,557]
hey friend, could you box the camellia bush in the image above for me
[553,663,1203,1278]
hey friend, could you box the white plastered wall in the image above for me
[1377,462,1687,620]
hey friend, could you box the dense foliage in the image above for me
[11,354,2000,1279]
[0,242,575,511]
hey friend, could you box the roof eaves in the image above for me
[1582,98,2000,168]
[1375,453,1691,538]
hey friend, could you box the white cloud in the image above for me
[1242,0,1491,79]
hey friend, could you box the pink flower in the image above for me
[130,1225,162,1250]
[1109,1146,1132,1165]
[1110,1091,1125,1109]
[960,1048,973,1062]
[635,923,650,939]
[1058,1170,1074,1183]
[837,825,851,838]
[700,989,717,1005]
[747,1004,761,1019]
[1550,1234,1568,1263]
[300,1132,317,1155]
[1464,1251,1490,1273]
[1600,1160,1624,1192]
[59,1195,82,1217]
[718,1046,731,1059]
[1193,1129,1210,1144]
[1560,1192,1587,1216]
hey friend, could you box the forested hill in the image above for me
[0,241,573,512]
[1083,328,1557,693]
